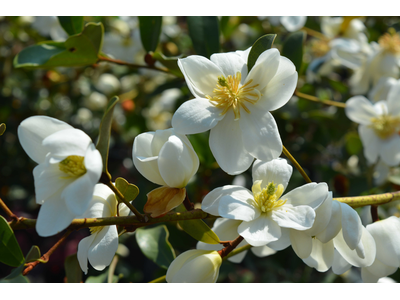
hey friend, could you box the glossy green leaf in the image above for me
[136,225,175,269]
[139,17,162,52]
[0,216,24,267]
[14,22,104,68]
[25,245,41,263]
[281,31,305,73]
[115,177,139,202]
[247,34,277,73]
[64,254,82,283]
[0,123,6,136]
[96,96,119,176]
[58,16,84,36]
[151,52,183,77]
[187,16,220,58]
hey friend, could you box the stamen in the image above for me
[59,155,87,177]
[252,182,287,213]
[370,114,400,139]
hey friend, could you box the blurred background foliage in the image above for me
[1,16,400,283]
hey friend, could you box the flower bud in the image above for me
[166,250,222,283]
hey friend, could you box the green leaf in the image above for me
[247,34,277,73]
[0,123,6,136]
[0,216,24,267]
[85,272,119,283]
[139,17,162,53]
[25,245,41,263]
[64,254,82,283]
[14,22,104,68]
[0,274,29,283]
[136,225,175,269]
[96,96,120,177]
[115,177,139,202]
[58,16,84,36]
[151,52,183,78]
[281,31,305,73]
[345,132,363,156]
[187,16,220,58]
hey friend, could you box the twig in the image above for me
[218,235,244,259]
[183,193,194,211]
[0,197,18,221]
[295,91,346,108]
[149,275,166,283]
[282,145,312,183]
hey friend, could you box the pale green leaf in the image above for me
[0,216,24,267]
[115,177,139,202]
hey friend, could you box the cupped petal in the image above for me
[267,228,291,251]
[238,214,281,246]
[144,187,186,218]
[246,48,280,91]
[18,116,73,164]
[271,205,315,230]
[315,200,342,243]
[218,189,260,222]
[201,185,249,216]
[280,16,307,32]
[172,98,225,135]
[387,80,400,115]
[303,239,334,272]
[362,259,398,283]
[42,128,91,157]
[252,158,293,192]
[210,52,247,79]
[257,56,298,112]
[77,234,96,274]
[35,193,76,237]
[209,110,254,175]
[303,192,333,237]
[331,249,352,275]
[283,182,328,209]
[340,202,363,250]
[88,225,119,272]
[84,143,103,185]
[158,135,198,188]
[345,96,377,125]
[289,229,313,259]
[151,129,174,155]
[361,266,382,283]
[178,56,223,98]
[369,76,397,102]
[380,135,400,166]
[251,245,277,257]
[358,125,381,164]
[239,110,282,163]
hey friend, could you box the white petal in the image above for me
[368,76,397,102]
[77,234,96,274]
[252,158,293,192]
[267,228,291,251]
[283,182,328,209]
[345,96,377,125]
[380,135,400,166]
[302,239,334,272]
[289,229,313,259]
[210,52,247,78]
[42,128,91,157]
[246,48,280,91]
[386,80,400,115]
[340,202,363,250]
[332,249,352,275]
[209,110,254,175]
[172,98,224,135]
[84,143,103,183]
[238,214,281,246]
[361,267,381,283]
[303,192,333,236]
[280,16,307,32]
[218,190,260,222]
[88,226,119,271]
[35,193,76,237]
[239,110,282,162]
[271,205,315,230]
[363,259,398,282]
[178,56,223,98]
[358,125,381,164]
[251,245,276,257]
[315,200,342,243]
[17,116,73,164]
[258,56,298,111]
[201,185,247,216]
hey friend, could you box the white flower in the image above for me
[166,249,222,283]
[345,85,400,166]
[171,48,298,175]
[196,218,276,263]
[77,184,130,274]
[321,17,367,42]
[368,77,398,102]
[202,158,328,246]
[263,16,307,32]
[31,16,68,41]
[132,128,199,217]
[18,116,102,237]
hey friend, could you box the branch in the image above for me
[0,197,18,221]
[218,235,244,259]
[97,55,170,74]
[282,145,312,183]
[334,191,400,208]
[223,244,252,261]
[295,91,346,108]
[301,27,329,41]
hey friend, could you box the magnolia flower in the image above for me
[166,249,222,283]
[197,218,276,263]
[202,158,328,246]
[368,77,398,102]
[18,116,102,237]
[172,48,298,175]
[345,84,400,166]
[321,17,367,42]
[77,184,130,274]
[265,16,307,32]
[132,128,199,217]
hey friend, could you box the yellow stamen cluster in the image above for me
[206,72,261,120]
[90,226,103,235]
[370,114,400,139]
[253,181,287,213]
[59,155,87,177]
[311,39,330,57]
[379,29,400,55]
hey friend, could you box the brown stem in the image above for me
[97,55,170,74]
[218,235,244,259]
[371,205,379,222]
[0,197,18,221]
[183,193,194,211]
[22,230,71,276]
[282,145,312,183]
[295,91,346,108]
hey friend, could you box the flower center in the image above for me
[379,29,400,55]
[59,155,87,177]
[90,226,103,235]
[370,114,400,139]
[206,72,261,120]
[311,39,331,57]
[252,181,286,213]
